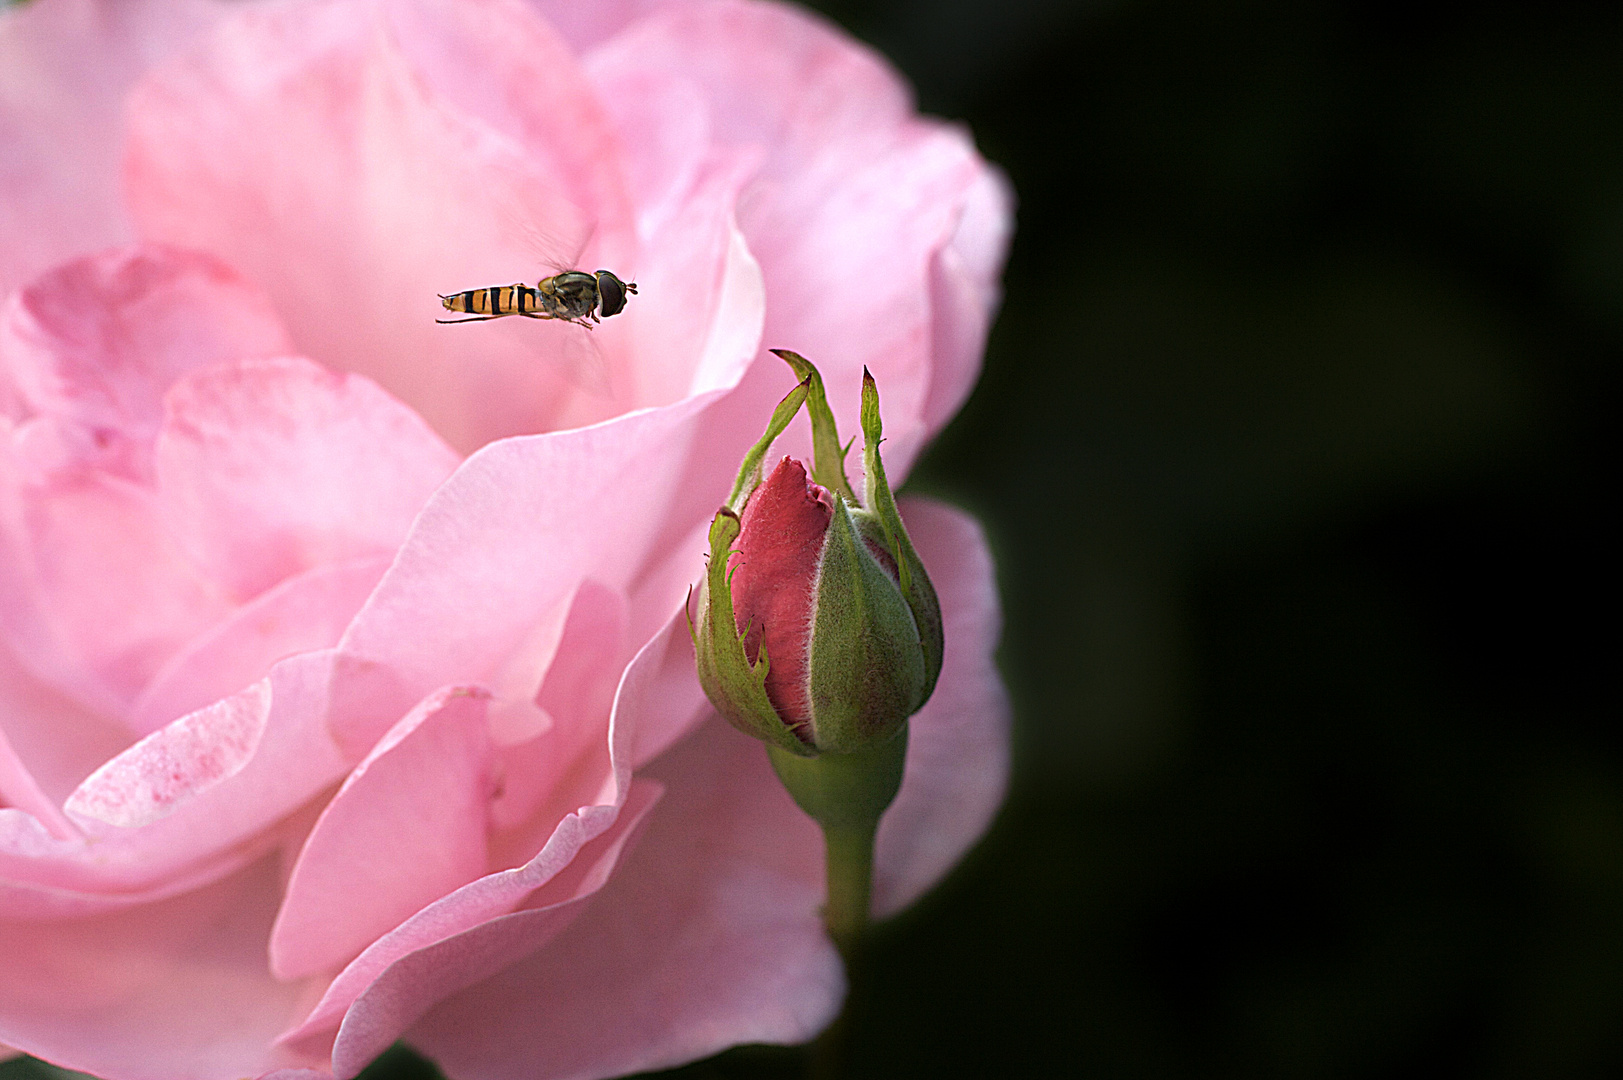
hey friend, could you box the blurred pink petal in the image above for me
[0,457,231,715]
[0,0,228,293]
[0,244,292,482]
[873,497,1010,916]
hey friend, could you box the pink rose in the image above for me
[0,0,1012,1078]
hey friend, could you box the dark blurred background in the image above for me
[7,1,1616,1078]
[684,0,1619,1076]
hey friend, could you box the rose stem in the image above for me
[808,819,877,1080]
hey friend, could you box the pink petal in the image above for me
[271,687,493,981]
[586,0,999,479]
[0,244,293,483]
[526,0,676,53]
[281,597,701,1061]
[872,497,1010,916]
[0,852,324,1080]
[326,782,662,1078]
[0,453,232,715]
[483,579,626,867]
[282,781,660,1072]
[0,716,73,840]
[0,0,227,294]
[0,651,349,917]
[582,40,769,407]
[131,555,393,737]
[408,718,838,1080]
[154,356,458,602]
[0,637,133,810]
[124,0,644,450]
[333,386,721,753]
[64,679,270,831]
[921,165,1016,444]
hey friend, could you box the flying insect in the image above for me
[437,269,637,327]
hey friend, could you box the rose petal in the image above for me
[407,717,838,1080]
[333,387,720,752]
[0,637,133,810]
[0,717,73,840]
[271,687,493,981]
[0,651,349,916]
[0,0,227,293]
[529,0,677,54]
[872,497,1010,916]
[131,555,393,737]
[0,852,323,1080]
[0,453,231,715]
[154,355,457,602]
[325,781,661,1078]
[921,165,1016,448]
[64,679,270,831]
[280,599,692,1058]
[0,244,293,483]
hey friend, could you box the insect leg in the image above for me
[436,315,507,324]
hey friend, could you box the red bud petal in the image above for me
[730,457,831,734]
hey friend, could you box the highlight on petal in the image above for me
[64,678,270,830]
[0,651,349,918]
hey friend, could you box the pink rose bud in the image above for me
[694,352,942,759]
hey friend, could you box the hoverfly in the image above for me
[436,269,637,327]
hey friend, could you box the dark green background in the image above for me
[6,0,1616,1078]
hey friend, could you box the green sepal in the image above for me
[805,493,927,752]
[859,368,943,702]
[726,376,810,514]
[770,350,856,503]
[694,508,813,756]
[766,722,908,830]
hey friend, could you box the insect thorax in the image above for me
[541,271,600,319]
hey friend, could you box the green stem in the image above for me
[765,729,906,1080]
[810,820,874,1080]
[821,820,877,958]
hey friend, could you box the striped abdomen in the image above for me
[441,284,541,316]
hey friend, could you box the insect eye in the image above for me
[596,271,627,317]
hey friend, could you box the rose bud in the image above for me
[695,352,941,761]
